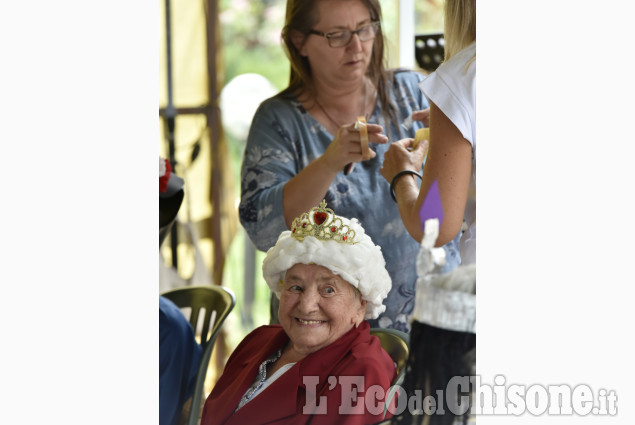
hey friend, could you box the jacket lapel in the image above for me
[204,327,290,425]
[231,324,370,424]
[207,324,371,425]
[228,365,304,424]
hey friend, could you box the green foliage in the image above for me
[415,0,445,34]
[224,44,289,91]
[220,0,289,90]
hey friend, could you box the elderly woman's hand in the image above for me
[380,137,428,184]
[322,122,388,172]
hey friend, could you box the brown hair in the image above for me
[279,0,397,128]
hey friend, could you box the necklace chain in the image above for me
[315,81,368,129]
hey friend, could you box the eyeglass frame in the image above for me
[308,21,381,48]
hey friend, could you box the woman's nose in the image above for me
[347,33,363,52]
[297,290,320,313]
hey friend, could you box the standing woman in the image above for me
[239,0,460,332]
[381,0,476,423]
[381,0,476,265]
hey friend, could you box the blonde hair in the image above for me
[443,0,476,62]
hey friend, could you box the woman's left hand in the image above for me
[380,137,428,183]
[322,122,388,171]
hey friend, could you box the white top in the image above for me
[414,219,476,333]
[236,362,296,410]
[419,42,476,265]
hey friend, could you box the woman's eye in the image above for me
[289,285,302,292]
[358,26,371,37]
[323,287,335,295]
[329,31,347,40]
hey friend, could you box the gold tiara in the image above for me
[291,200,357,244]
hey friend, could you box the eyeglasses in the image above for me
[309,21,380,48]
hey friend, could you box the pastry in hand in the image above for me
[413,127,429,149]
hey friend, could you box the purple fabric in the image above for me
[419,179,444,233]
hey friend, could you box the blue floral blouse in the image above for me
[239,70,461,332]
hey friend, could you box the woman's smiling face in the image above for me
[278,263,366,356]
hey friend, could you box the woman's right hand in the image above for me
[380,137,428,184]
[321,122,388,171]
[282,121,386,226]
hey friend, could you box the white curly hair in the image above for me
[262,212,392,320]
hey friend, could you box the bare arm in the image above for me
[282,123,388,227]
[381,102,472,245]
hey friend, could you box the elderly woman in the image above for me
[239,0,461,333]
[201,201,396,425]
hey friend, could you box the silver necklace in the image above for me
[315,81,368,129]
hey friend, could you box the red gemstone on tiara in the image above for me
[343,236,347,241]
[314,212,327,225]
[331,226,337,232]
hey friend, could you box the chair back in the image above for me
[370,327,410,421]
[370,328,410,378]
[162,284,236,425]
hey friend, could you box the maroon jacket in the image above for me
[201,321,396,425]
